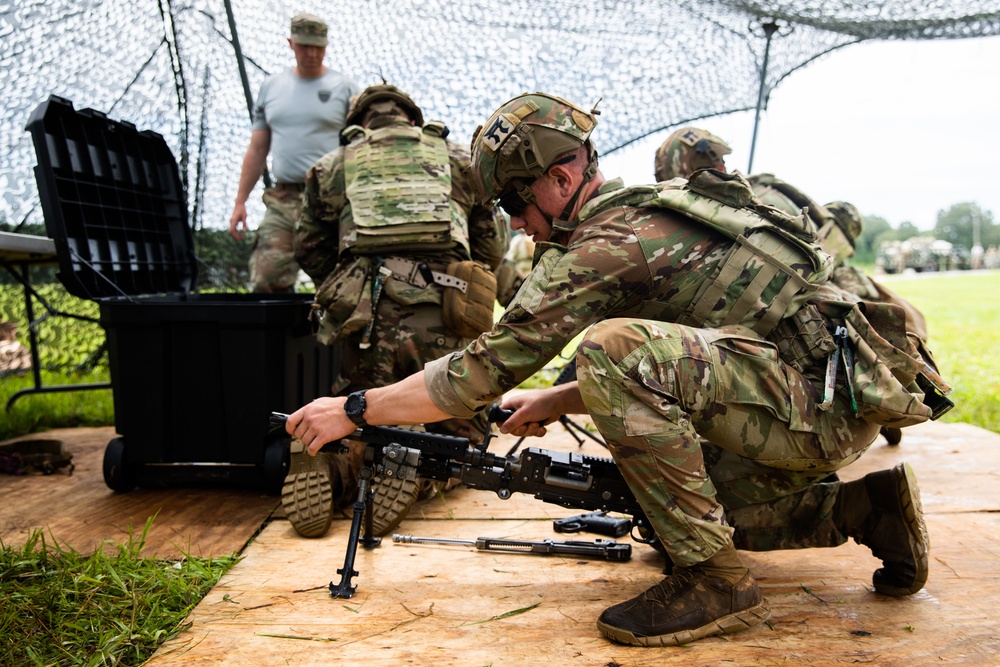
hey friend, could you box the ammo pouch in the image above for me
[817,299,953,427]
[311,256,373,345]
[442,260,497,339]
[766,303,837,374]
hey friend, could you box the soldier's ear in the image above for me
[546,163,577,198]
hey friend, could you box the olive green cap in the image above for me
[290,13,328,47]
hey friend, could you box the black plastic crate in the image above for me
[26,95,196,300]
[26,96,336,493]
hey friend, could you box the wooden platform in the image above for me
[133,418,1000,666]
[0,426,278,558]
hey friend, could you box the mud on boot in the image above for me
[596,567,770,647]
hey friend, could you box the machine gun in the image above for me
[269,408,653,599]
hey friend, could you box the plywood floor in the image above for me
[141,418,1000,666]
[0,426,278,558]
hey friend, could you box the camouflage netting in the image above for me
[2,0,999,233]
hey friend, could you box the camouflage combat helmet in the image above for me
[654,127,731,182]
[345,84,424,128]
[469,92,599,207]
[825,201,863,246]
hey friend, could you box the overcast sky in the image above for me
[601,35,1000,231]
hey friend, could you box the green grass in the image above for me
[0,369,115,441]
[0,518,239,667]
[878,271,1000,432]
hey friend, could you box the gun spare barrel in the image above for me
[392,533,632,561]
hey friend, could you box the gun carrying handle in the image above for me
[488,404,514,424]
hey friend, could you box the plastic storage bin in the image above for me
[26,95,337,493]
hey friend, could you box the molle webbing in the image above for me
[658,178,832,335]
[684,235,811,334]
[343,124,462,254]
[581,173,833,337]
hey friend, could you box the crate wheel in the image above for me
[261,436,290,495]
[103,437,137,492]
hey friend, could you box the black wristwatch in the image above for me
[345,390,369,427]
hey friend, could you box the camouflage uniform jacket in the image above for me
[426,177,741,417]
[295,120,508,295]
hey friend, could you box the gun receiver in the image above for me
[269,412,651,598]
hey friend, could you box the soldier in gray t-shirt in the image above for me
[228,12,361,292]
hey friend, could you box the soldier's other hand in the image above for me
[499,390,561,438]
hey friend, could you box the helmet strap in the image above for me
[555,145,599,223]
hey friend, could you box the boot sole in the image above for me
[281,449,335,538]
[874,462,929,596]
[596,598,771,647]
[369,473,420,537]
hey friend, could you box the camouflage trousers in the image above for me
[249,185,303,293]
[576,318,880,567]
[340,296,486,438]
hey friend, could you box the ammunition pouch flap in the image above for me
[817,298,953,427]
[312,256,373,345]
[442,260,497,339]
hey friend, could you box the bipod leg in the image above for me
[329,468,380,598]
[559,415,606,448]
[360,475,382,549]
[504,435,527,458]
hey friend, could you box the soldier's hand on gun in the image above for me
[498,389,564,438]
[500,381,590,438]
[286,397,354,455]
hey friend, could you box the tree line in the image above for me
[854,202,997,265]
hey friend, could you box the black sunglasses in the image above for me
[498,183,535,217]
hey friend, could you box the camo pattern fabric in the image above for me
[831,264,881,301]
[653,127,732,182]
[747,173,832,238]
[427,177,833,416]
[341,123,461,254]
[338,298,487,438]
[296,120,507,283]
[249,185,303,292]
[574,318,880,565]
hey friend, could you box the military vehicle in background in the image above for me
[876,236,970,274]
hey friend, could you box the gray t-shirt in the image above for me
[252,68,361,184]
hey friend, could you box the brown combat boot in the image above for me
[596,565,770,646]
[880,426,903,446]
[835,462,929,596]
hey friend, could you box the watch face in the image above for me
[346,391,366,423]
